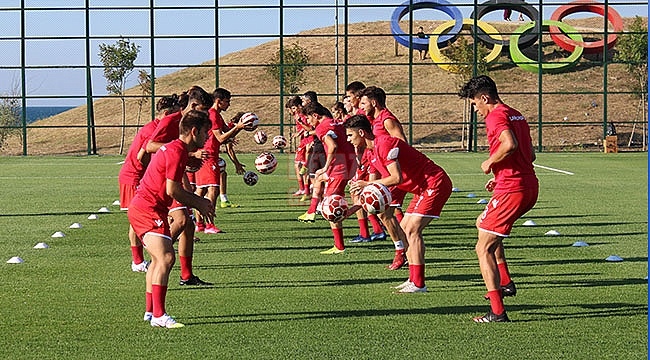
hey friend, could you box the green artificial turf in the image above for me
[0,152,646,359]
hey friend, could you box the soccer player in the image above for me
[345,114,452,292]
[287,96,312,200]
[301,102,357,254]
[128,110,215,328]
[145,86,214,286]
[345,81,366,116]
[459,75,538,322]
[119,95,180,272]
[217,111,248,207]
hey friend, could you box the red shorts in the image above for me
[295,137,312,164]
[404,173,452,218]
[324,176,348,197]
[186,171,196,185]
[119,183,137,211]
[478,187,539,237]
[168,199,188,213]
[127,205,172,243]
[195,157,220,188]
[389,187,407,207]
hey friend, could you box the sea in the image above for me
[23,106,75,123]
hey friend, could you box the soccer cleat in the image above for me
[297,212,316,223]
[143,312,153,321]
[473,309,510,323]
[220,200,240,208]
[150,313,185,328]
[179,275,213,286]
[195,222,205,233]
[370,232,387,241]
[292,189,305,196]
[387,250,407,270]
[131,260,150,273]
[300,194,311,202]
[320,246,345,255]
[204,223,223,234]
[502,281,517,297]
[393,279,413,289]
[397,282,427,293]
[299,166,309,175]
[350,234,371,243]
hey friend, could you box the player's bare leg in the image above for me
[143,234,183,328]
[473,229,509,322]
[396,215,433,292]
[379,206,408,270]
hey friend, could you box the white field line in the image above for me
[533,163,574,175]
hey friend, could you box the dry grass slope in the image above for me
[3,17,646,155]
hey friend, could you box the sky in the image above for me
[0,0,647,106]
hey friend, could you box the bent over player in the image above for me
[459,75,539,323]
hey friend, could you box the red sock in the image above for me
[357,218,370,238]
[151,284,168,317]
[179,255,192,281]
[298,177,305,192]
[332,228,345,250]
[409,264,425,288]
[498,262,511,286]
[131,245,144,264]
[486,289,505,315]
[368,214,383,234]
[308,197,319,213]
[145,291,153,313]
[395,209,404,223]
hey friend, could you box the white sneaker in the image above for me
[131,260,150,273]
[397,282,427,293]
[393,279,413,289]
[143,312,153,321]
[150,313,184,328]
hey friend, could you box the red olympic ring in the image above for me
[549,0,624,54]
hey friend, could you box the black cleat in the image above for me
[473,309,510,323]
[502,281,517,297]
[179,275,212,286]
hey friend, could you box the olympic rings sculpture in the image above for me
[389,0,625,73]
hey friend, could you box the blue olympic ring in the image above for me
[390,0,463,51]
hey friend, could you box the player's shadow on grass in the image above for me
[515,256,648,266]
[0,211,106,217]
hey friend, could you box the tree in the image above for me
[135,70,154,127]
[0,92,21,151]
[441,36,491,150]
[98,38,140,155]
[614,16,648,149]
[265,43,310,94]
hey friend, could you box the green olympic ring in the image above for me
[428,19,503,73]
[509,20,584,73]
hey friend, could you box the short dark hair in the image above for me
[345,81,366,96]
[359,86,386,108]
[286,95,302,108]
[343,114,372,134]
[187,86,214,106]
[213,87,231,100]
[458,75,499,100]
[156,94,179,113]
[331,101,347,115]
[302,102,332,118]
[180,110,210,135]
[302,91,318,103]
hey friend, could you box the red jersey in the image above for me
[130,139,188,214]
[314,117,356,179]
[118,118,159,186]
[370,108,403,138]
[373,135,447,195]
[485,104,538,193]
[202,107,227,156]
[148,111,182,147]
[353,147,378,181]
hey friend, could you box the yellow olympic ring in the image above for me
[428,19,503,73]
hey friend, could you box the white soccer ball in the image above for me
[255,152,278,174]
[360,183,392,214]
[217,157,227,172]
[254,130,267,145]
[321,194,349,223]
[243,171,259,186]
[241,112,260,132]
[272,135,287,149]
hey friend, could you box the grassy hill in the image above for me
[2,17,647,155]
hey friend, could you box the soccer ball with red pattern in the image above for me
[243,171,259,186]
[360,183,392,214]
[241,112,260,132]
[255,152,278,174]
[272,135,287,149]
[254,130,267,144]
[321,194,349,222]
[217,157,227,172]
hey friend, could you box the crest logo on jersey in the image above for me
[491,199,499,208]
[426,189,435,196]
[154,219,164,227]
